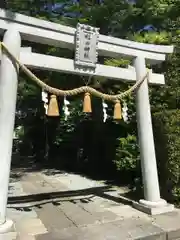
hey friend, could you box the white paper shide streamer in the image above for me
[102,100,108,122]
[42,90,48,114]
[63,97,70,120]
[122,102,128,123]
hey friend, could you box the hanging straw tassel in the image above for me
[83,92,92,113]
[47,95,60,117]
[113,100,122,120]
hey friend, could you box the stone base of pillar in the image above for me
[0,219,14,233]
[133,199,174,215]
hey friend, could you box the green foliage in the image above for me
[114,134,140,171]
[104,58,130,68]
[132,31,171,44]
[153,110,180,203]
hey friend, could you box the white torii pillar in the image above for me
[133,57,174,215]
[0,28,21,232]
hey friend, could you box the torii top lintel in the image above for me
[0,9,173,64]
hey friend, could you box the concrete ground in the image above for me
[1,163,180,239]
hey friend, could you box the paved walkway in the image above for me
[1,164,180,239]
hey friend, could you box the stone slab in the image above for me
[106,205,150,220]
[111,218,166,240]
[15,218,47,236]
[133,201,174,215]
[91,210,121,224]
[152,210,180,240]
[7,175,48,239]
[44,173,104,191]
[73,198,121,223]
[16,233,36,240]
[137,233,166,240]
[8,182,25,197]
[39,173,68,191]
[167,229,180,240]
[36,233,61,240]
[22,174,54,194]
[59,201,100,226]
[0,232,17,240]
[7,208,38,222]
[36,233,76,240]
[36,226,81,240]
[80,222,131,240]
[128,222,165,240]
[35,203,74,231]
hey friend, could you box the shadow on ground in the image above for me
[10,155,143,211]
[10,156,64,182]
[11,154,140,187]
[8,185,138,211]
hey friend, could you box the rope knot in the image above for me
[84,86,89,93]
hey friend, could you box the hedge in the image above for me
[153,109,180,204]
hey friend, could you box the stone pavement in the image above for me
[1,166,180,239]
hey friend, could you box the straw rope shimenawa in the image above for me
[0,42,150,103]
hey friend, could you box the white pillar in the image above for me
[134,57,165,206]
[0,29,21,231]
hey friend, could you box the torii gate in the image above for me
[0,8,174,232]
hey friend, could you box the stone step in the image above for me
[35,203,74,231]
[0,232,17,240]
[6,170,180,240]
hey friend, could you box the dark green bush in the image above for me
[113,134,141,186]
[114,134,140,171]
[153,110,180,204]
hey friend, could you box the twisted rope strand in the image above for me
[0,42,149,102]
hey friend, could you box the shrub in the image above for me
[153,110,180,204]
[113,134,141,185]
[114,134,140,171]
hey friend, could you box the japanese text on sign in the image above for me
[75,24,99,69]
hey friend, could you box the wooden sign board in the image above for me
[75,23,99,69]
